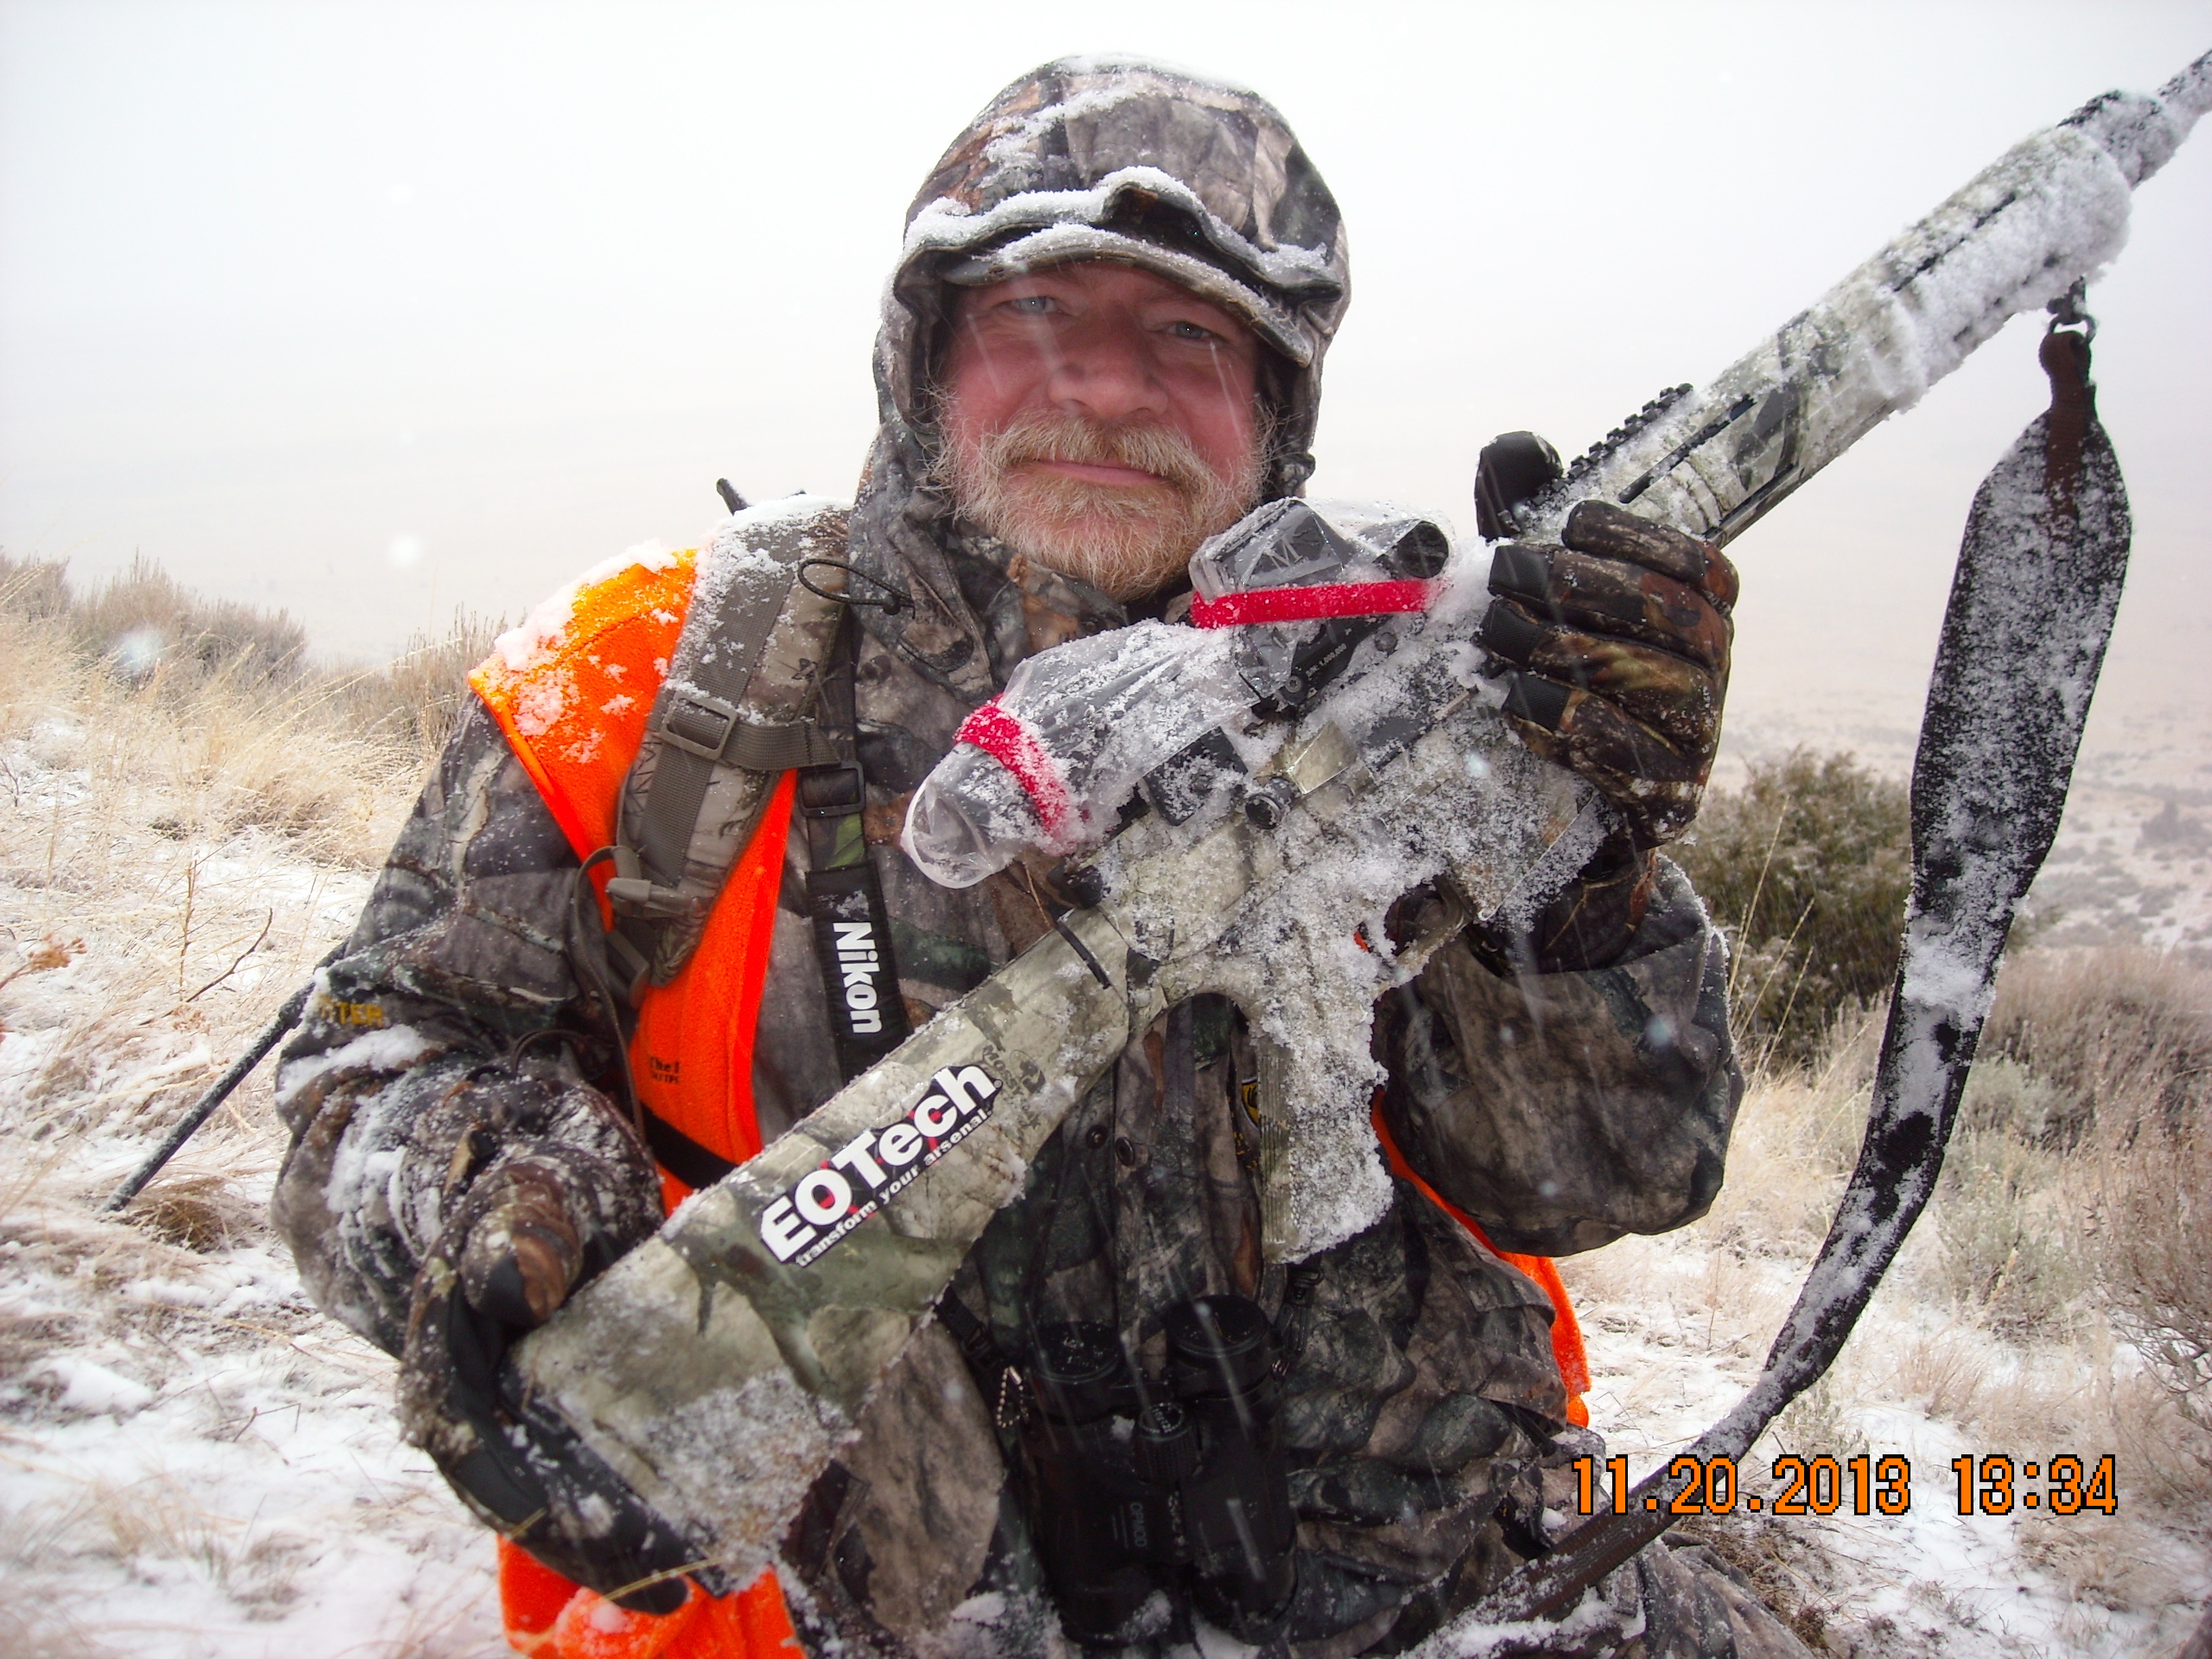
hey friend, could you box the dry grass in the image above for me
[1979,946,2212,1143]
[1690,1010,1876,1256]
[128,1171,265,1252]
[2079,1106,2212,1452]
[1932,1122,2090,1340]
[0,556,507,1653]
[0,621,393,878]
[1565,941,2212,1651]
[0,1607,119,1659]
[332,610,506,769]
[6,554,310,691]
[0,553,499,871]
[0,553,477,1153]
[8,1471,314,1610]
[1881,1322,1990,1424]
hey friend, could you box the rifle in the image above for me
[497,52,2210,1612]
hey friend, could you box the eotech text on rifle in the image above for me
[489,54,2210,1609]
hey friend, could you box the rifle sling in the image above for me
[1471,308,2135,1626]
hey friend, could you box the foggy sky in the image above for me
[2,1,2207,769]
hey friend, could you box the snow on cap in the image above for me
[882,55,1350,497]
[930,192,1323,369]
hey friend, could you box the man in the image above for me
[274,56,1805,1659]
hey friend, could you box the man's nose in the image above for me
[1046,319,1163,423]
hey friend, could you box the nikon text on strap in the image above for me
[578,501,911,1193]
[798,614,913,1082]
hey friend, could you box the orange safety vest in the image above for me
[470,548,802,1659]
[464,548,1592,1654]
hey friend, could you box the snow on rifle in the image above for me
[901,499,1455,886]
[502,54,2211,1595]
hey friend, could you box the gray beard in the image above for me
[937,404,1264,603]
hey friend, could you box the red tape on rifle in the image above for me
[1189,580,1437,628]
[954,699,1078,842]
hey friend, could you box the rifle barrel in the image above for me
[1515,47,2210,552]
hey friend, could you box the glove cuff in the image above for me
[1468,836,1656,976]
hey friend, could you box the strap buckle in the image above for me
[659,692,739,761]
[797,761,867,820]
[605,844,699,921]
[605,876,698,919]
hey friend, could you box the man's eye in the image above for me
[1167,320,1221,343]
[1006,295,1056,316]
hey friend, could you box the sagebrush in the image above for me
[0,554,497,855]
[1588,941,2212,1647]
[5,554,309,692]
[1675,748,1910,1063]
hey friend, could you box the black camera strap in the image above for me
[800,611,911,1084]
[931,1290,1029,1433]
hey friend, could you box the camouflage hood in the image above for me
[846,56,1350,699]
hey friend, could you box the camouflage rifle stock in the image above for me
[505,51,2210,1599]
[1510,53,2207,554]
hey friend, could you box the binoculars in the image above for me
[1020,1293,1298,1647]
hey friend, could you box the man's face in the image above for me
[938,261,1266,602]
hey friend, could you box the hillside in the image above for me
[0,565,2205,1658]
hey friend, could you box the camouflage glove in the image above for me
[1479,499,1738,846]
[396,1076,697,1613]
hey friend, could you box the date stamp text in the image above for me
[1571,1454,2118,1517]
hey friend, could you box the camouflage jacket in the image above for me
[272,509,1744,1657]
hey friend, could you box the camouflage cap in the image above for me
[880,55,1350,497]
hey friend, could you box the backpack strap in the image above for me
[598,501,851,998]
[545,497,913,1178]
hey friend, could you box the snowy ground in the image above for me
[1561,1221,2209,1657]
[1,706,2204,1657]
[1,1156,507,1658]
[0,696,513,1658]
